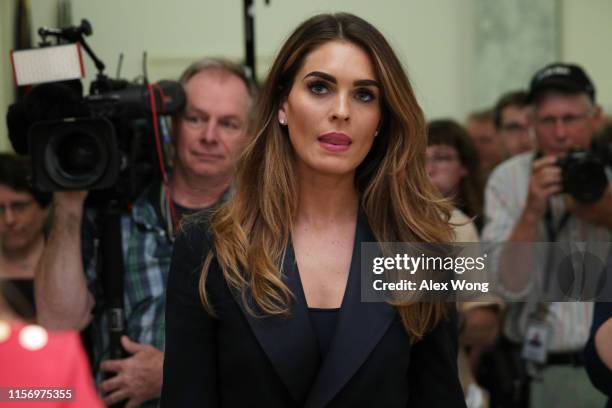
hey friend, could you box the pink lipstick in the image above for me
[318,132,352,152]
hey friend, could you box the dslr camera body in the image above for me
[557,132,612,204]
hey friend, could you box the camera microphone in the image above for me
[38,19,93,42]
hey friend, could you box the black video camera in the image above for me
[7,20,185,205]
[558,128,612,203]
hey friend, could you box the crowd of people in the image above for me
[1,11,612,408]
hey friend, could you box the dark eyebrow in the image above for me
[303,71,380,88]
[354,79,380,88]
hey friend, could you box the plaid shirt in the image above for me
[82,182,230,407]
[83,183,173,407]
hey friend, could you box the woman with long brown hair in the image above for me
[162,13,465,407]
[426,119,485,231]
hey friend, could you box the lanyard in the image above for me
[542,201,570,296]
[544,203,570,242]
[160,183,176,243]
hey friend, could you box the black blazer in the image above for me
[585,302,612,408]
[161,215,466,407]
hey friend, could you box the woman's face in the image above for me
[0,185,47,253]
[280,40,381,178]
[425,144,467,197]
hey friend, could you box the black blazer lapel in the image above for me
[305,213,397,408]
[233,242,320,405]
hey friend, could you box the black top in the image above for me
[161,214,466,408]
[308,308,339,359]
[172,201,200,220]
[1,279,35,320]
[147,182,200,219]
[585,301,612,407]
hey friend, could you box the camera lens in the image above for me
[56,133,99,173]
[44,128,109,189]
[563,157,608,204]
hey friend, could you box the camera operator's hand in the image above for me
[504,155,562,290]
[100,336,163,408]
[509,155,561,244]
[54,190,88,215]
[36,189,93,331]
[565,185,612,230]
[524,155,562,219]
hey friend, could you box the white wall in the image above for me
[0,0,58,152]
[0,0,16,152]
[68,0,474,121]
[561,0,612,114]
[70,0,244,82]
[1,0,611,151]
[251,0,475,121]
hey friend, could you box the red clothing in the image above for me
[0,321,103,407]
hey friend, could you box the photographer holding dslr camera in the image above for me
[7,38,256,406]
[482,63,611,407]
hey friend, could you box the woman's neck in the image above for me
[295,169,359,228]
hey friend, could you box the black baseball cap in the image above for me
[527,63,595,102]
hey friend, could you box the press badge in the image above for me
[521,320,552,364]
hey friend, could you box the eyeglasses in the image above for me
[500,123,529,135]
[535,113,590,129]
[0,200,35,216]
[426,153,461,165]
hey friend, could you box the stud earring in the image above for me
[279,118,287,125]
[374,129,379,137]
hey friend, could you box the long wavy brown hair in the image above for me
[200,13,453,340]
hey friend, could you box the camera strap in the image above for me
[159,183,177,243]
[544,202,570,242]
[524,200,571,376]
[542,202,569,292]
[161,184,179,241]
[158,182,208,242]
